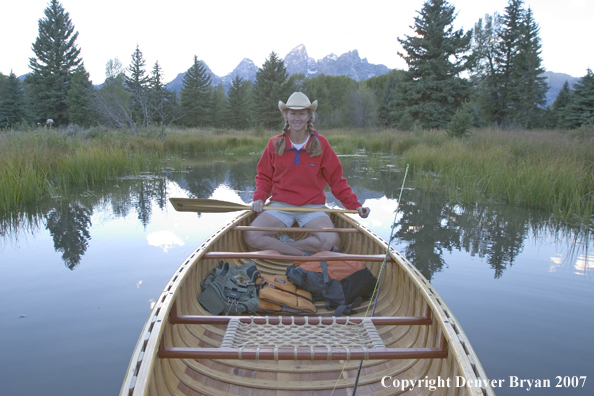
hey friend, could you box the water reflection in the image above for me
[395,192,533,279]
[45,200,92,269]
[146,230,185,252]
[551,252,594,276]
[113,174,169,228]
[575,255,594,276]
[170,158,258,203]
[1,155,591,278]
[1,173,169,269]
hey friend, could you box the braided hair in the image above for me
[273,110,322,156]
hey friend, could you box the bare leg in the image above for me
[285,215,340,253]
[243,212,306,255]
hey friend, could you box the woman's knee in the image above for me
[317,232,340,251]
[243,231,261,248]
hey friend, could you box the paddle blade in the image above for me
[169,198,250,213]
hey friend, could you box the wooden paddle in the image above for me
[169,198,358,214]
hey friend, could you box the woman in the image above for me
[244,92,370,256]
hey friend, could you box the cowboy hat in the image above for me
[278,92,318,112]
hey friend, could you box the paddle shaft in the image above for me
[169,198,358,214]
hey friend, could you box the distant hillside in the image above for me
[542,71,579,107]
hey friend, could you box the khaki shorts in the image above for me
[264,201,329,227]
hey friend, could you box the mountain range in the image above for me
[164,44,389,93]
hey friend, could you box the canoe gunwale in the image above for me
[120,211,495,396]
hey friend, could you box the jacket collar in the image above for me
[284,130,318,151]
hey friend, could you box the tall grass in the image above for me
[163,128,270,155]
[2,126,593,224]
[0,131,166,210]
[402,128,594,221]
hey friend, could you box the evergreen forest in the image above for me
[1,0,592,135]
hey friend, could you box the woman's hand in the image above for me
[357,206,370,218]
[251,199,265,213]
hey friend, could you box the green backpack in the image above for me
[198,261,260,315]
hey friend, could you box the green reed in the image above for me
[2,127,592,223]
[0,131,168,210]
[163,128,270,155]
[401,129,594,221]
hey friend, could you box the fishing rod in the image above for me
[351,164,409,395]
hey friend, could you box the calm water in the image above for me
[1,155,592,396]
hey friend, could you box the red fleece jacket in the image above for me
[253,133,362,210]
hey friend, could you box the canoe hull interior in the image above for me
[120,211,494,396]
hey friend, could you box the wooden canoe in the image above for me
[120,211,495,396]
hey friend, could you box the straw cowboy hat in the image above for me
[278,92,318,112]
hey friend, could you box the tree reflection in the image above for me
[395,198,461,280]
[457,204,530,278]
[167,157,259,201]
[338,156,552,280]
[110,175,168,229]
[45,200,92,270]
[0,173,170,269]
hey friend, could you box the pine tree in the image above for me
[493,0,525,125]
[472,0,548,127]
[253,52,294,129]
[470,13,501,125]
[0,72,27,128]
[0,72,6,93]
[148,61,165,125]
[378,70,406,126]
[211,83,227,128]
[563,69,594,128]
[508,7,547,127]
[179,55,212,127]
[395,0,473,128]
[226,76,252,130]
[550,81,571,127]
[148,61,180,138]
[125,45,150,131]
[67,65,96,127]
[26,0,83,126]
[470,1,524,126]
[447,103,473,137]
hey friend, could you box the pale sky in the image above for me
[1,0,592,85]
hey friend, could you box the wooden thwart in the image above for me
[169,315,432,326]
[158,346,447,360]
[203,250,395,262]
[233,226,359,233]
